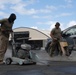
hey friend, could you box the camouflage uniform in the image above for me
[0,18,13,62]
[50,28,62,56]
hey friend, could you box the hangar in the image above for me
[9,27,50,50]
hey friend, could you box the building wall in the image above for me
[12,27,50,40]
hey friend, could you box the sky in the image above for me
[0,0,76,30]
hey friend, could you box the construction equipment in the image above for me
[5,31,36,65]
[59,38,69,56]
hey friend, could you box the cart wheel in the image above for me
[5,58,12,65]
[32,62,36,65]
[18,61,23,65]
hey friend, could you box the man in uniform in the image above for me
[0,13,16,64]
[50,22,62,57]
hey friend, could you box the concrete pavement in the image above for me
[1,48,76,75]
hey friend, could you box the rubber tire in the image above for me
[5,58,12,65]
[32,62,36,65]
[19,62,23,65]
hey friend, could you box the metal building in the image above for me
[9,27,50,50]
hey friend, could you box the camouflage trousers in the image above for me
[50,40,61,56]
[0,34,9,62]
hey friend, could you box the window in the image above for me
[65,27,76,35]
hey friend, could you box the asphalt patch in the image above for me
[6,70,45,75]
[53,66,76,74]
